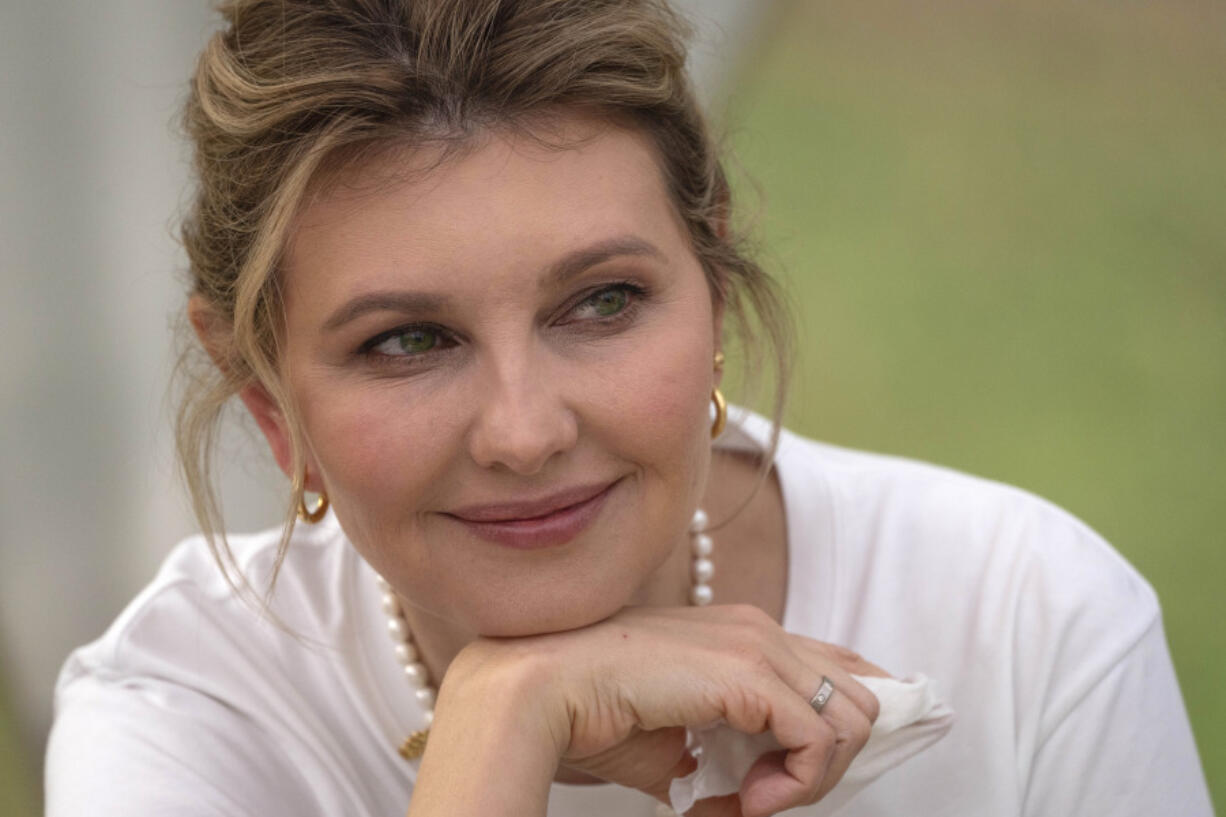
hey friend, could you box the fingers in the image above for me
[678,609,879,814]
[806,687,874,803]
[564,726,694,801]
[785,638,881,805]
[556,606,887,815]
[726,687,870,816]
[735,635,879,813]
[793,634,892,679]
[787,635,884,723]
[739,750,817,817]
[686,793,743,817]
[718,673,834,816]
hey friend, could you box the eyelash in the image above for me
[559,281,647,327]
[357,281,649,366]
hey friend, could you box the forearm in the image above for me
[406,646,566,817]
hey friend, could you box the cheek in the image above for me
[299,382,456,513]
[601,316,715,477]
[620,360,708,442]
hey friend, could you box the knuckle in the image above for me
[721,684,772,734]
[863,688,881,724]
[829,643,864,665]
[725,602,772,628]
[723,639,767,673]
[812,715,838,757]
[835,717,870,754]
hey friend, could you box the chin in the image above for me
[467,588,628,638]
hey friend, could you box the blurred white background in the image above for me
[0,0,766,789]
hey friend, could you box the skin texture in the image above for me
[209,114,883,816]
[415,605,883,817]
[276,118,720,639]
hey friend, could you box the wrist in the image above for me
[440,637,572,758]
[407,641,568,817]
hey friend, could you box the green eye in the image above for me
[364,323,451,363]
[397,327,438,354]
[584,287,629,317]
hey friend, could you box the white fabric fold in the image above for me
[667,674,954,815]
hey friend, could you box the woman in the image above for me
[47,1,1211,815]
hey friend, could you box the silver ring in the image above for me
[809,676,835,713]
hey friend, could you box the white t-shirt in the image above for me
[46,415,1213,816]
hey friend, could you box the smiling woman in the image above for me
[264,120,725,636]
[44,1,1212,816]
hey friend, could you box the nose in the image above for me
[467,347,579,475]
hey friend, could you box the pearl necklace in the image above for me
[376,507,716,761]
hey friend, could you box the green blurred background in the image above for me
[725,0,1223,808]
[2,0,1221,813]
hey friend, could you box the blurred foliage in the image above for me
[725,0,1223,807]
[0,679,36,817]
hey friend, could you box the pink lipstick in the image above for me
[446,481,617,549]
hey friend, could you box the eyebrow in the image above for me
[322,291,451,332]
[322,234,665,332]
[544,235,666,286]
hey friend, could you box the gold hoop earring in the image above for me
[297,491,329,524]
[711,387,727,439]
[714,350,725,370]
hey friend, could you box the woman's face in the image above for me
[273,115,721,636]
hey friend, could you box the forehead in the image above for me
[283,116,688,302]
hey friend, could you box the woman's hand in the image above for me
[442,604,884,817]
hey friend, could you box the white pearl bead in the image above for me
[691,533,713,557]
[404,662,430,687]
[387,617,409,642]
[692,557,715,584]
[375,574,392,593]
[394,642,418,665]
[690,508,709,532]
[381,593,400,616]
[415,687,436,709]
[690,584,714,606]
[422,710,434,726]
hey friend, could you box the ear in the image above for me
[187,294,322,492]
[236,381,298,482]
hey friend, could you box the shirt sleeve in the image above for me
[1020,615,1213,817]
[46,673,327,817]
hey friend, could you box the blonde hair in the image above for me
[178,0,793,592]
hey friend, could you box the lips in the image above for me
[445,480,618,549]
